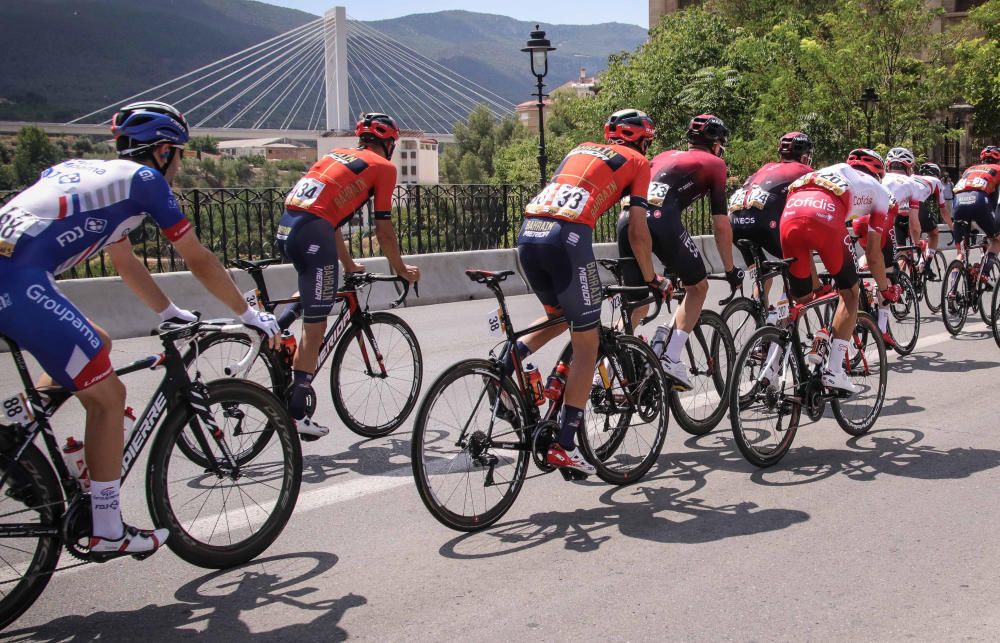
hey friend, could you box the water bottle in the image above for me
[765,305,778,326]
[543,361,570,400]
[61,437,89,491]
[649,324,670,359]
[280,330,298,367]
[523,363,545,406]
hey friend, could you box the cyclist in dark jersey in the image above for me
[952,146,1000,268]
[617,114,739,389]
[514,109,660,476]
[728,131,813,306]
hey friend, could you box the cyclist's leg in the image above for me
[953,195,979,261]
[970,195,1000,268]
[616,210,652,329]
[818,232,861,386]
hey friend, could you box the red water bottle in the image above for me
[280,331,298,367]
[524,363,545,406]
[61,437,89,491]
[543,361,570,400]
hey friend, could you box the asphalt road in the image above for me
[4,275,1000,641]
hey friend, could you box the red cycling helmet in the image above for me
[981,146,1000,163]
[355,112,400,141]
[778,131,812,160]
[687,114,729,148]
[604,109,656,147]
[846,148,885,179]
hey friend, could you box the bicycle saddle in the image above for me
[229,258,281,271]
[465,269,515,284]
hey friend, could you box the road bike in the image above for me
[895,236,947,315]
[721,239,788,354]
[0,321,301,628]
[411,269,668,531]
[729,256,887,467]
[598,258,734,436]
[185,258,422,438]
[941,224,998,335]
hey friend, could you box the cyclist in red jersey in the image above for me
[952,146,1000,266]
[513,109,659,475]
[775,149,898,394]
[276,113,419,439]
[729,131,814,308]
[617,114,738,389]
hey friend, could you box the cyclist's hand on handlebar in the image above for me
[647,274,673,301]
[240,308,281,349]
[880,284,902,304]
[400,264,420,284]
[344,262,366,274]
[158,303,199,324]
[725,267,745,289]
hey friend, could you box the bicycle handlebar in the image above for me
[604,284,664,327]
[343,272,416,308]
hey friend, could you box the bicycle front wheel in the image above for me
[578,335,669,485]
[887,272,920,355]
[979,261,1000,326]
[330,312,423,438]
[147,379,301,569]
[411,359,530,531]
[924,251,946,314]
[0,433,63,630]
[941,260,969,335]
[832,313,887,436]
[670,310,734,435]
[720,297,762,355]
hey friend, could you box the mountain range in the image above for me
[0,0,646,123]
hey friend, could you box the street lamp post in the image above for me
[949,102,973,170]
[522,26,556,188]
[858,87,880,149]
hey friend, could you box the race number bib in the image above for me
[647,182,670,207]
[791,171,849,196]
[0,208,39,256]
[775,298,790,321]
[727,188,746,213]
[956,177,988,192]
[243,288,261,311]
[526,183,591,219]
[486,308,506,338]
[2,393,33,426]
[285,177,326,210]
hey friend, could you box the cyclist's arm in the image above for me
[941,197,954,227]
[335,227,364,273]
[374,219,417,282]
[866,205,893,291]
[710,163,735,272]
[626,204,656,283]
[171,231,254,316]
[104,238,172,314]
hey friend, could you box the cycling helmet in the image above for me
[919,162,942,178]
[846,148,885,179]
[885,146,915,173]
[686,114,729,148]
[603,109,656,148]
[355,112,400,142]
[981,146,1000,163]
[778,131,812,160]
[111,101,189,154]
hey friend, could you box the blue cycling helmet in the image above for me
[112,101,189,158]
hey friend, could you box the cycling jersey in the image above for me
[913,174,948,233]
[647,149,728,214]
[953,163,1000,241]
[955,163,1000,199]
[285,147,396,228]
[882,172,925,215]
[0,158,190,391]
[728,160,812,261]
[525,142,650,228]
[0,159,190,274]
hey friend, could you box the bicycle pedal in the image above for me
[558,468,588,482]
[298,434,320,443]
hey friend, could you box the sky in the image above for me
[263,0,648,28]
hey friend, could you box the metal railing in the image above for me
[0,185,713,278]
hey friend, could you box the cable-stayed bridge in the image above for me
[0,6,515,143]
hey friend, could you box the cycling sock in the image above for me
[90,478,124,540]
[985,252,997,274]
[558,405,584,450]
[288,370,314,420]
[878,307,890,333]
[277,303,303,331]
[501,341,532,378]
[665,328,689,363]
[828,339,850,374]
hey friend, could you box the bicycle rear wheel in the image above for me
[330,312,423,438]
[925,252,947,314]
[729,326,801,467]
[0,433,63,630]
[578,335,669,485]
[887,272,920,355]
[411,359,530,531]
[147,379,301,569]
[670,310,734,435]
[941,260,969,335]
[832,313,887,436]
[979,261,1000,326]
[720,297,762,355]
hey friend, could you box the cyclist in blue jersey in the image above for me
[0,101,280,560]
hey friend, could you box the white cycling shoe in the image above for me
[822,369,859,395]
[89,523,170,562]
[295,416,329,441]
[660,357,693,391]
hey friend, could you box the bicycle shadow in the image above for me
[889,350,999,375]
[438,451,809,559]
[298,428,446,484]
[3,553,366,642]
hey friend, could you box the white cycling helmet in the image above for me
[886,147,915,174]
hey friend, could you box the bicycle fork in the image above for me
[186,383,241,475]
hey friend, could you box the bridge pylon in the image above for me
[324,6,351,132]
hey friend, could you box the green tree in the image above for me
[12,126,60,186]
[441,104,519,183]
[189,135,220,154]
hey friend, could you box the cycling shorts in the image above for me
[616,202,707,300]
[730,207,782,266]
[517,218,602,331]
[0,263,112,391]
[953,190,1000,239]
[276,209,340,324]
[780,216,858,298]
[893,212,912,247]
[918,206,939,234]
[852,216,896,269]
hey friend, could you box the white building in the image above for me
[217,137,316,163]
[316,129,439,185]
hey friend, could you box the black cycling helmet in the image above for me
[919,162,942,178]
[778,131,812,160]
[686,114,729,149]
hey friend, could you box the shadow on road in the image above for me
[889,349,998,375]
[298,427,448,483]
[4,552,366,642]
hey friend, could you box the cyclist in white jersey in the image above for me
[911,162,954,275]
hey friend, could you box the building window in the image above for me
[401,166,408,176]
[410,165,417,175]
[402,140,417,150]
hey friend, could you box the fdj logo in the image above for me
[56,227,84,247]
